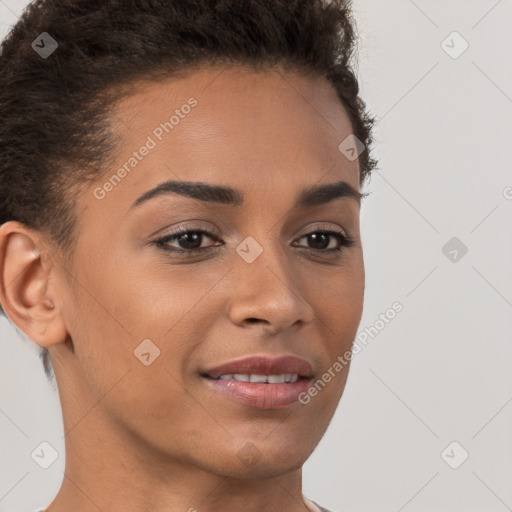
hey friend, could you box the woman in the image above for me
[0,0,377,510]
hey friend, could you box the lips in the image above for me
[200,355,315,408]
[202,355,314,380]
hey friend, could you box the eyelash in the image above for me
[153,225,356,256]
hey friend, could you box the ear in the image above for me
[0,221,68,347]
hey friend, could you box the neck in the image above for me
[44,351,311,512]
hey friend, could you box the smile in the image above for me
[215,373,299,383]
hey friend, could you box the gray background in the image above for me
[1,1,512,511]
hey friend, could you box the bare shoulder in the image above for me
[310,499,338,512]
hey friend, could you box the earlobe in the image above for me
[0,221,68,347]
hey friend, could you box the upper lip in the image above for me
[202,355,314,379]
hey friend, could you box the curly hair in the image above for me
[0,0,378,385]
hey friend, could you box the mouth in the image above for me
[200,355,314,409]
[205,373,304,383]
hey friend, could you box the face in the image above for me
[48,65,365,478]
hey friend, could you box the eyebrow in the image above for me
[129,179,365,211]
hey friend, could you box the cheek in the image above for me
[75,247,195,343]
[315,256,365,336]
[65,289,197,438]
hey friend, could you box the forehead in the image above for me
[92,65,360,211]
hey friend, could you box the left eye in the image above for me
[154,228,355,255]
[294,230,355,252]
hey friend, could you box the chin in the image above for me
[223,457,306,480]
[224,440,312,479]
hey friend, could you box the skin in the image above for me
[0,64,365,512]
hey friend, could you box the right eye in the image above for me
[154,227,222,255]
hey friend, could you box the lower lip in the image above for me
[202,376,312,409]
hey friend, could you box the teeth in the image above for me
[216,373,299,383]
[250,374,268,383]
[267,374,286,383]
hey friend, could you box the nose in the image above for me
[226,239,315,334]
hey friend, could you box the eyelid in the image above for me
[303,223,349,237]
[152,221,221,239]
[154,221,349,242]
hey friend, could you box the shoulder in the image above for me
[309,499,338,512]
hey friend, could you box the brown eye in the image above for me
[153,226,355,257]
[154,227,221,254]
[294,229,355,253]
